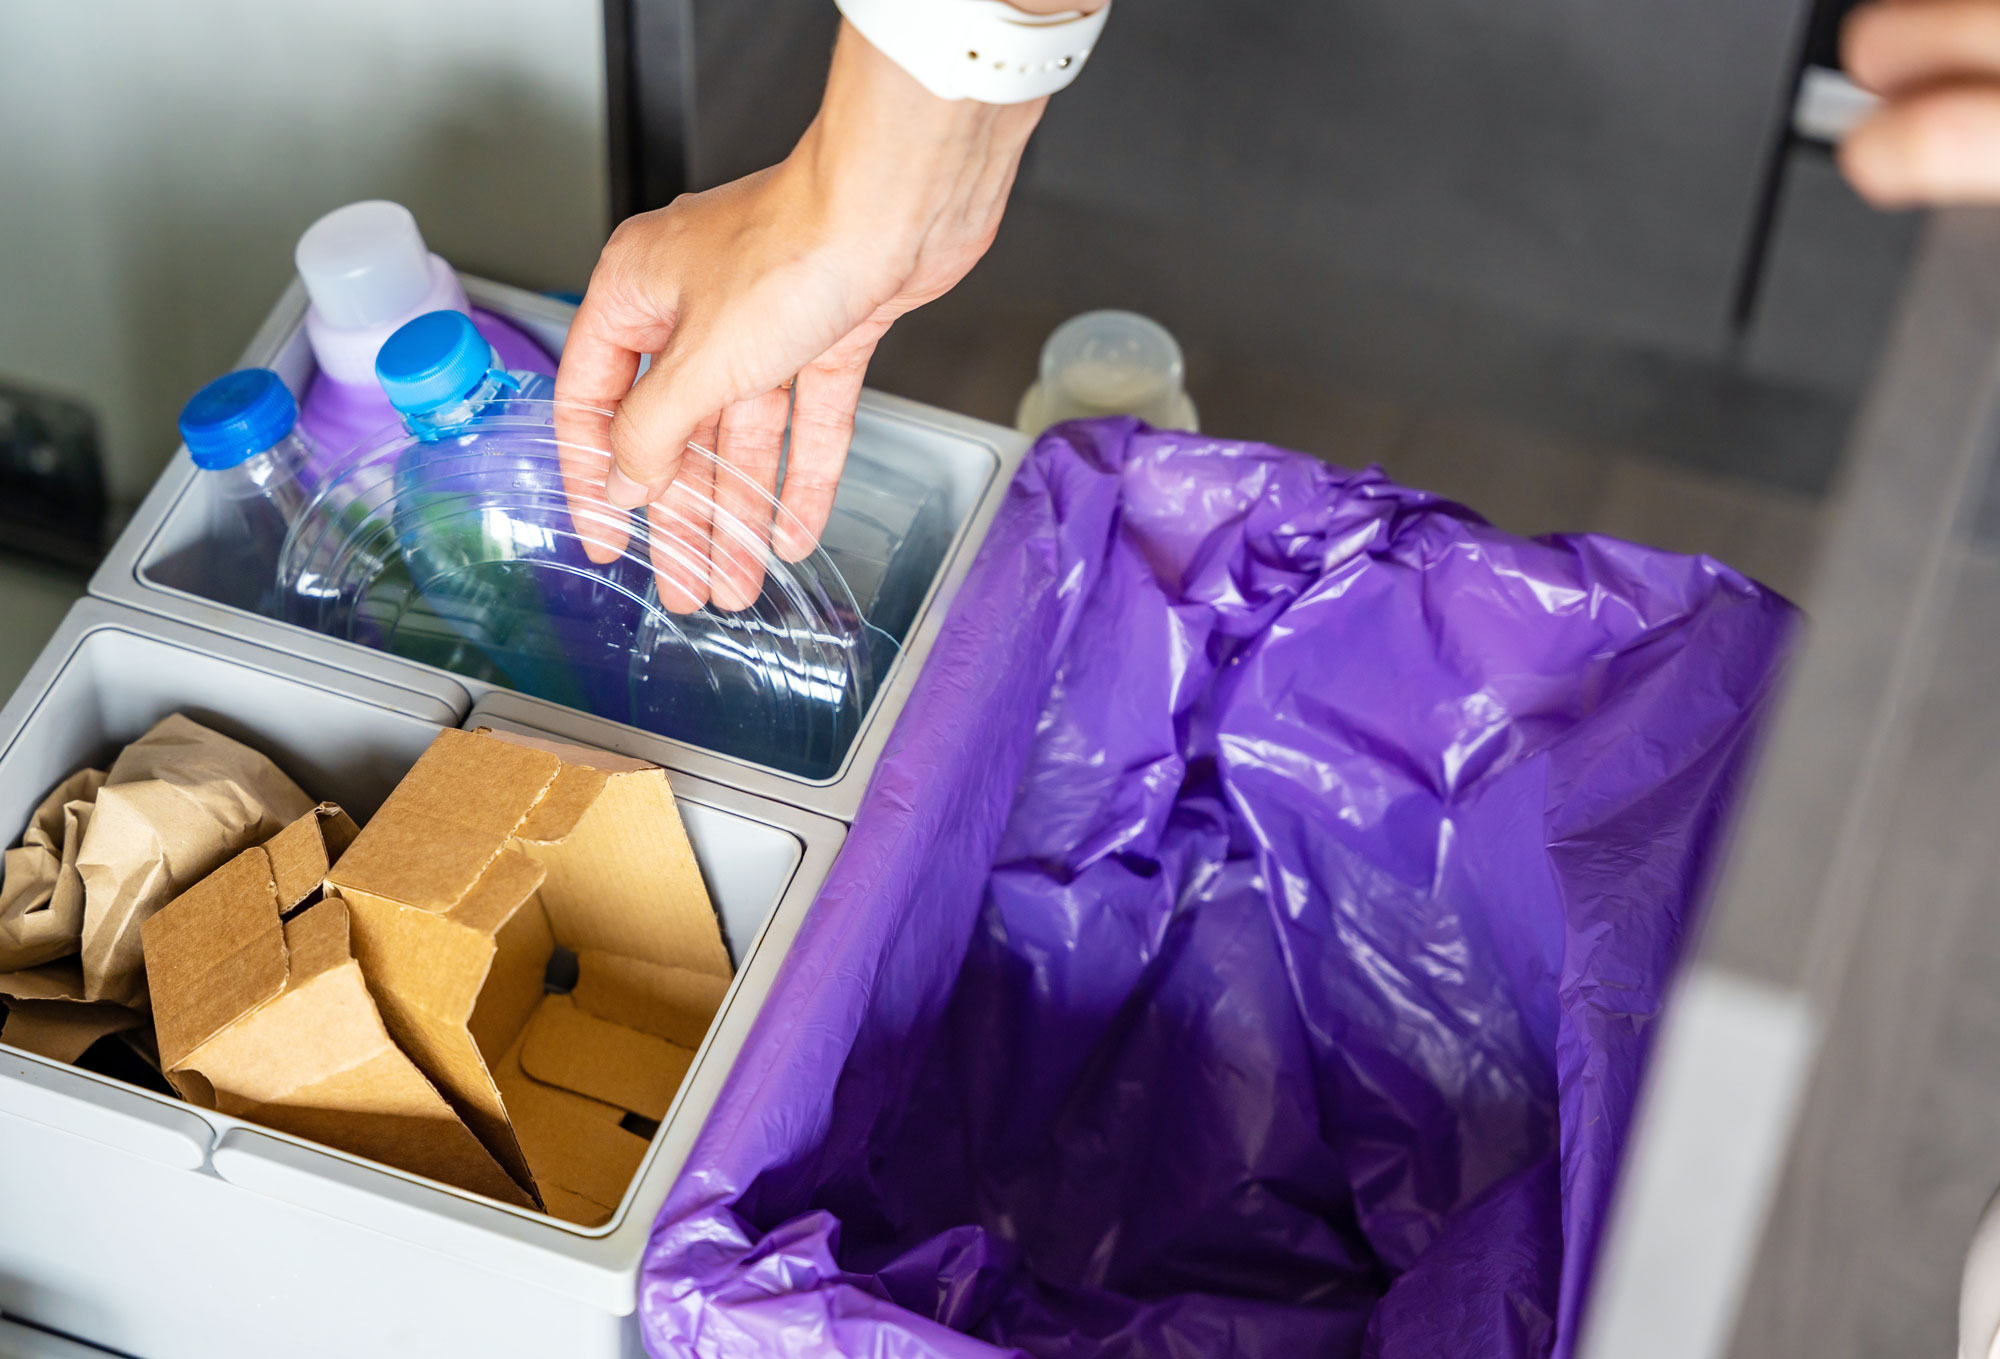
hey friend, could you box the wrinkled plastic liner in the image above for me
[639,419,1795,1358]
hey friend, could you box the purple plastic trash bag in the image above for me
[639,419,1795,1358]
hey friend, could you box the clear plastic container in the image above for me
[177,368,316,616]
[820,450,952,653]
[1016,309,1199,434]
[275,310,967,777]
[277,402,892,779]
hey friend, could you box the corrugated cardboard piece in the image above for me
[328,728,731,1224]
[142,804,530,1209]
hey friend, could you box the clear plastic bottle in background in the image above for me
[1016,309,1199,435]
[294,200,554,479]
[178,368,315,615]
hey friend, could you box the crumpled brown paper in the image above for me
[0,960,143,1064]
[0,767,105,971]
[76,714,314,1009]
[0,716,317,1063]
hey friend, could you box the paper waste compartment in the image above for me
[0,601,844,1359]
[92,273,1026,820]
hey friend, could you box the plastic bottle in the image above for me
[178,368,315,615]
[817,452,950,651]
[1016,309,1199,434]
[294,200,554,478]
[284,310,914,775]
[377,312,886,775]
[368,309,631,715]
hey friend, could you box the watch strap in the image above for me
[836,0,1110,103]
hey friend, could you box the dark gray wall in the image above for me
[1021,0,1814,356]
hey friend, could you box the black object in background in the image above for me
[0,376,106,573]
[1732,0,1874,334]
[602,0,838,222]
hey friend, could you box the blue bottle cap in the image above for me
[375,310,494,416]
[178,369,298,470]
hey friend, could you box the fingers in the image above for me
[709,387,791,611]
[552,292,654,560]
[604,350,702,509]
[1846,0,2000,95]
[644,415,720,613]
[1842,82,2000,203]
[777,332,882,560]
[551,403,628,566]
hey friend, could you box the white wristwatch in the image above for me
[835,0,1110,104]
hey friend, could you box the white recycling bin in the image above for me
[0,600,844,1358]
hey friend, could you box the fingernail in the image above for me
[606,467,652,509]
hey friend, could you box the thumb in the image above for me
[604,327,736,508]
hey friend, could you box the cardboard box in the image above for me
[142,803,531,1209]
[326,728,732,1225]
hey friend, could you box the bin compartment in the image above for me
[634,421,1796,1359]
[0,601,843,1359]
[94,275,1024,819]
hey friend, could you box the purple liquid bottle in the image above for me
[293,201,552,483]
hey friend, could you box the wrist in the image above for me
[786,21,1042,248]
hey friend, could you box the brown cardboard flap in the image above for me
[324,728,728,1220]
[331,729,558,914]
[340,885,512,1026]
[264,804,358,910]
[514,764,613,843]
[0,768,105,971]
[207,962,534,1211]
[465,891,556,1077]
[143,851,287,1072]
[0,997,142,1063]
[189,915,392,1104]
[143,805,353,1072]
[517,769,729,981]
[284,890,355,988]
[340,889,539,1200]
[482,729,653,774]
[518,994,694,1121]
[494,1032,645,1221]
[167,892,536,1211]
[574,951,730,1049]
[79,714,315,1009]
[442,849,546,938]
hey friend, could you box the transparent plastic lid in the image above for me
[275,398,894,780]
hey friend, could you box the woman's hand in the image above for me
[556,21,1045,610]
[1842,0,2000,205]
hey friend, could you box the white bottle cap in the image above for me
[295,201,436,330]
